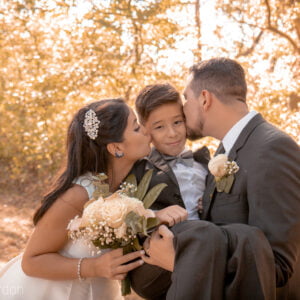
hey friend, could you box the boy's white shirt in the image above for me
[145,147,207,220]
[171,148,207,220]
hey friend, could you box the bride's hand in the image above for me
[155,205,188,226]
[93,249,145,280]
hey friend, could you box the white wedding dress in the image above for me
[0,175,123,300]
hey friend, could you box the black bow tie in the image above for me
[163,150,194,168]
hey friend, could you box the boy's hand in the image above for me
[155,205,188,227]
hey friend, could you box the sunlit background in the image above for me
[0,0,299,275]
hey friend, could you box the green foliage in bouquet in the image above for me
[121,170,167,295]
[123,169,167,235]
[124,169,167,209]
[92,173,111,199]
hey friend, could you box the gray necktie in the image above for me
[164,150,194,168]
[214,143,225,156]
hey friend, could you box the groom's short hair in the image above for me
[135,83,182,124]
[189,57,247,103]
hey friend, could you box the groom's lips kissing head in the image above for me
[183,86,204,141]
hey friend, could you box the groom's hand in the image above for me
[142,225,175,272]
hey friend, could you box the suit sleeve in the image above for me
[130,263,171,299]
[247,134,300,286]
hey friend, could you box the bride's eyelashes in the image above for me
[134,126,141,132]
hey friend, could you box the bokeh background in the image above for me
[0,0,299,290]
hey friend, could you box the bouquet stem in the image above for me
[121,245,133,296]
[121,275,131,296]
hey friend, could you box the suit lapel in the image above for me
[202,173,216,219]
[202,113,266,220]
[227,113,265,161]
[147,148,179,186]
[202,143,224,217]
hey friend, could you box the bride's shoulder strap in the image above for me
[73,173,95,200]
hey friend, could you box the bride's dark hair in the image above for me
[33,98,130,225]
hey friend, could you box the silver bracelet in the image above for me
[77,258,85,282]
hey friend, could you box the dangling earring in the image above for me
[115,152,124,158]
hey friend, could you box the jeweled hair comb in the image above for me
[83,109,101,140]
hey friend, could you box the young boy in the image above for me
[132,83,210,221]
[129,83,210,300]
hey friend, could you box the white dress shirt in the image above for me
[171,149,207,220]
[222,111,258,155]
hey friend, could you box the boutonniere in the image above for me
[208,154,239,193]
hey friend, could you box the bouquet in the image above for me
[68,170,167,295]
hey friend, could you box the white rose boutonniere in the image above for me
[208,154,239,193]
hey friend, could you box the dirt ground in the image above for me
[0,191,35,268]
[0,188,142,299]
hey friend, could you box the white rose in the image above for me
[81,192,147,229]
[101,196,132,228]
[208,154,228,178]
[80,197,105,227]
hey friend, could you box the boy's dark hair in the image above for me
[135,83,181,124]
[189,57,247,103]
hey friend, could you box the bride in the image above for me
[0,98,152,300]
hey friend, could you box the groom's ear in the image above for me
[201,90,213,112]
[106,143,124,157]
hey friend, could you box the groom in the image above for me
[138,58,300,299]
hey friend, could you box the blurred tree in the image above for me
[213,0,299,143]
[0,0,298,191]
[0,0,186,188]
[216,0,300,56]
[193,0,202,60]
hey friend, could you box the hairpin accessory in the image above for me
[83,109,100,140]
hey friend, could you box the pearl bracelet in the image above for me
[77,258,85,282]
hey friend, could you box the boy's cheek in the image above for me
[149,134,165,152]
[149,136,160,149]
[149,131,161,143]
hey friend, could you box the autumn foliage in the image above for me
[0,0,299,191]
